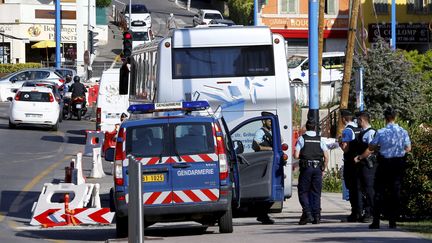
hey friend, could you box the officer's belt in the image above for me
[300,160,321,167]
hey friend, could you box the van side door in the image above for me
[229,115,284,203]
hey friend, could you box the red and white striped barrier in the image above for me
[123,153,218,166]
[132,189,220,205]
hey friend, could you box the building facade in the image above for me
[260,0,350,56]
[0,0,106,69]
[362,0,432,52]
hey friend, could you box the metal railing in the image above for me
[319,106,340,138]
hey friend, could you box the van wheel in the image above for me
[115,215,128,238]
[109,188,115,212]
[218,204,233,233]
[52,121,59,131]
[8,120,16,129]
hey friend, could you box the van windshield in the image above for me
[126,122,215,158]
[287,56,307,68]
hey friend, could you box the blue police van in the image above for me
[106,101,288,237]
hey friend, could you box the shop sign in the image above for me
[368,23,431,43]
[262,17,349,30]
[25,24,76,42]
[35,9,76,20]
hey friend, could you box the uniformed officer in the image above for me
[339,109,362,222]
[252,112,274,224]
[295,120,329,225]
[353,111,376,223]
[368,107,411,229]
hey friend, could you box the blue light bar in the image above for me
[127,101,210,114]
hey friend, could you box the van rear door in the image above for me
[170,120,220,205]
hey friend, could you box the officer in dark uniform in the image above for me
[368,107,411,229]
[339,109,362,222]
[295,120,329,225]
[353,111,377,223]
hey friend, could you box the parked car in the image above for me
[193,9,223,26]
[130,27,153,49]
[122,4,151,28]
[0,68,65,101]
[208,19,236,26]
[8,86,61,130]
[287,52,345,84]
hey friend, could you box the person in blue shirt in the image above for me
[339,109,362,222]
[252,112,275,224]
[368,107,411,229]
[295,120,329,225]
[353,111,377,223]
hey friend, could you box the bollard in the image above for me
[128,155,144,243]
[65,166,72,183]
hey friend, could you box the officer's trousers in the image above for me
[344,161,359,216]
[298,166,322,215]
[356,162,376,217]
[373,156,406,223]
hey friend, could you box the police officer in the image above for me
[368,107,411,229]
[353,111,376,223]
[252,112,274,224]
[295,120,329,225]
[339,109,362,222]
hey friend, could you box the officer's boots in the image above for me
[312,214,321,224]
[299,212,313,225]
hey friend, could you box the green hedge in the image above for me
[0,63,43,74]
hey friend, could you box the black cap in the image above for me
[340,109,353,117]
[306,119,317,127]
[384,106,396,117]
[261,111,274,117]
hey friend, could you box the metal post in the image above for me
[391,0,396,49]
[129,0,132,29]
[254,0,258,26]
[1,32,4,64]
[308,0,319,127]
[55,0,61,68]
[359,67,364,111]
[128,155,144,243]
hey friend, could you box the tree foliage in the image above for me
[96,0,111,8]
[402,50,432,124]
[227,0,253,25]
[351,40,424,123]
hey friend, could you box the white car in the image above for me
[123,4,151,28]
[193,9,223,26]
[0,68,65,102]
[130,27,153,49]
[8,86,61,131]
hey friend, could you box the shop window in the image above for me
[325,0,337,15]
[373,0,388,14]
[280,0,298,14]
[407,0,432,14]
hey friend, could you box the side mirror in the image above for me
[194,14,198,18]
[233,140,244,154]
[105,148,115,162]
[10,77,17,83]
[6,97,13,102]
[11,88,18,93]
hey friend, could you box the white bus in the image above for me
[123,26,294,198]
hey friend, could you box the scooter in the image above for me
[63,96,87,120]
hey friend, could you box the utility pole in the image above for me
[55,0,61,68]
[254,0,258,26]
[307,0,319,127]
[317,0,325,105]
[391,0,396,49]
[336,0,360,136]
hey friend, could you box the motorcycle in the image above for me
[63,96,87,120]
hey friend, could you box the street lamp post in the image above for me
[1,31,4,64]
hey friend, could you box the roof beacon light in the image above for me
[128,101,210,114]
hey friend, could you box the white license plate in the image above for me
[106,114,118,119]
[76,104,82,109]
[26,114,42,118]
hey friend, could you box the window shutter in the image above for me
[288,0,296,13]
[327,0,336,14]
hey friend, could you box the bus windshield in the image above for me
[172,45,275,79]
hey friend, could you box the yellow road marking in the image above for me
[3,155,72,221]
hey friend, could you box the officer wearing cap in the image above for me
[368,107,411,229]
[353,111,377,223]
[339,109,362,222]
[252,111,275,224]
[295,120,329,225]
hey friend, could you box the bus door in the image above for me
[228,115,284,204]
